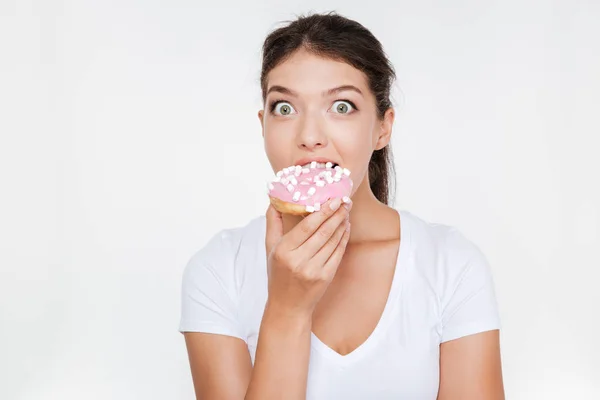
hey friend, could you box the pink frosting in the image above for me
[267,164,353,208]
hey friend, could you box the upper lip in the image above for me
[293,157,339,167]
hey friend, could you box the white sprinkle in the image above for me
[334,176,340,182]
[326,177,334,184]
[300,181,310,185]
[300,195,308,200]
[272,176,281,183]
[316,180,325,187]
[334,169,343,178]
[276,171,284,177]
[281,178,289,185]
[334,165,342,173]
[326,162,333,169]
[295,166,302,175]
[268,183,274,191]
[343,168,351,176]
[293,191,301,201]
[305,205,315,213]
[283,168,290,175]
[289,176,297,185]
[314,202,321,211]
[307,187,316,196]
[310,161,317,169]
[287,184,294,192]
[302,168,310,174]
[342,196,351,204]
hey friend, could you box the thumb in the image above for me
[265,203,283,256]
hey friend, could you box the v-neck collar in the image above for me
[309,209,412,366]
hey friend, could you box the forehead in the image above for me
[266,49,370,95]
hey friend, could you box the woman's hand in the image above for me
[264,197,352,318]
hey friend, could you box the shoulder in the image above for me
[183,215,266,279]
[401,210,480,255]
[400,210,493,288]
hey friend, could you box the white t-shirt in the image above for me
[179,210,501,399]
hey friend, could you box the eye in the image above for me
[331,100,357,114]
[271,101,296,116]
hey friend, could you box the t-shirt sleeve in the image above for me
[178,230,246,341]
[439,230,502,343]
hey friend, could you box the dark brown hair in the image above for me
[260,11,397,205]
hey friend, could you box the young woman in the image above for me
[180,12,505,400]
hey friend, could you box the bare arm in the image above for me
[437,330,505,400]
[184,333,252,399]
[184,307,312,400]
[244,305,312,399]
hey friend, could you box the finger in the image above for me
[296,204,348,258]
[265,204,283,256]
[285,197,345,249]
[308,217,349,269]
[322,224,351,277]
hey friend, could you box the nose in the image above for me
[296,114,328,150]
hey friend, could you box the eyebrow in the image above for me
[266,84,364,98]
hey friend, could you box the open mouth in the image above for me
[300,161,339,169]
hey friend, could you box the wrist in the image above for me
[263,300,313,330]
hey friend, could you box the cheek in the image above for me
[263,130,290,171]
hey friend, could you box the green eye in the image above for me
[332,100,354,114]
[274,102,295,116]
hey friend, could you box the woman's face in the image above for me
[259,48,394,197]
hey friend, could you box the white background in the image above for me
[1,0,599,399]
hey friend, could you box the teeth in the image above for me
[301,162,329,169]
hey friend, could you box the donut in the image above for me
[267,161,353,216]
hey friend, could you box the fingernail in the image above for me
[342,196,352,210]
[329,198,342,211]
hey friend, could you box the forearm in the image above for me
[245,302,312,400]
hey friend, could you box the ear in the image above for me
[258,109,265,138]
[374,108,395,150]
